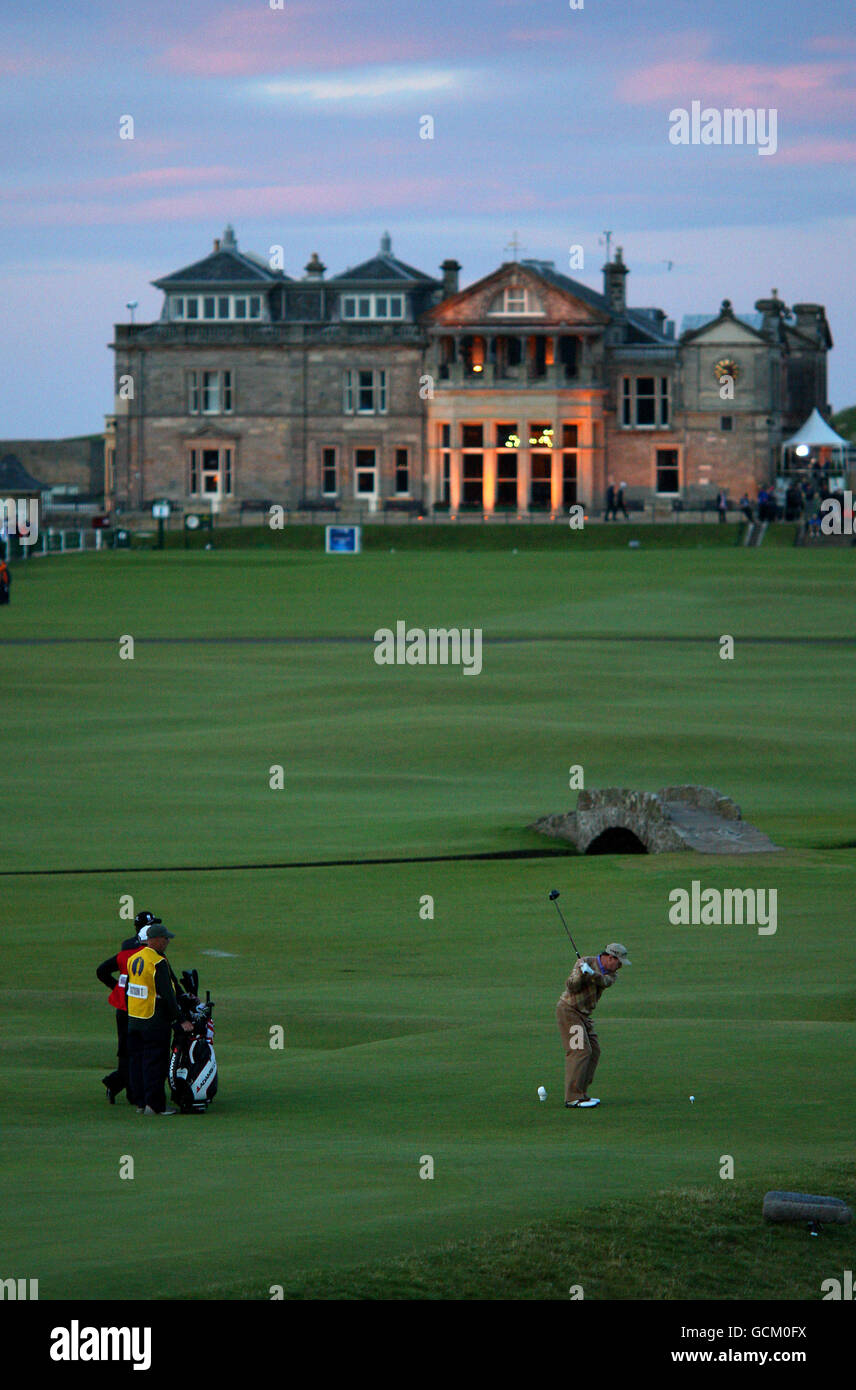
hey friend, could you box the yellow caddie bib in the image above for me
[126,946,164,1019]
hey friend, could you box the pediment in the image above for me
[424,264,609,328]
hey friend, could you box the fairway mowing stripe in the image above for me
[1,635,855,646]
[0,848,572,877]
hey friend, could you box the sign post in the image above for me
[325,525,361,554]
[152,499,171,549]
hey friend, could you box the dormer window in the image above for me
[341,294,404,321]
[171,294,263,322]
[488,287,544,316]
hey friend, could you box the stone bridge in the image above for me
[530,786,780,854]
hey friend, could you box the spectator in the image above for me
[739,493,754,524]
[616,482,630,520]
[716,489,728,523]
[0,557,10,605]
[604,479,617,522]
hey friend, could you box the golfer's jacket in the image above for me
[559,957,616,1016]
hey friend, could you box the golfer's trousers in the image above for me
[556,1002,600,1103]
[128,1024,171,1112]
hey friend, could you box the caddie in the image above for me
[556,942,631,1109]
[126,922,192,1116]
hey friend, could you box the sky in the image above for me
[1,0,854,438]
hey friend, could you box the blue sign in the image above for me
[325,525,361,554]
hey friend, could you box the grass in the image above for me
[1,541,854,1299]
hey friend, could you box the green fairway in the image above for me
[1,540,854,1299]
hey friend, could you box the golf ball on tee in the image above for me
[537,1086,547,1101]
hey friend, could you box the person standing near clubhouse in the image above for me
[127,922,192,1115]
[556,943,631,1108]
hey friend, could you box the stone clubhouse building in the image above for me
[108,225,833,519]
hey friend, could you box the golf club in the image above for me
[548,889,581,958]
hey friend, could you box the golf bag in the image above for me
[168,969,218,1114]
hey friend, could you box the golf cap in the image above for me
[140,924,174,941]
[605,942,631,965]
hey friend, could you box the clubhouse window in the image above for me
[343,369,387,415]
[188,369,233,415]
[496,423,519,449]
[721,416,734,431]
[655,449,680,494]
[341,294,405,320]
[462,453,483,506]
[563,451,577,507]
[322,447,337,496]
[496,452,518,507]
[395,449,410,495]
[441,451,451,504]
[562,423,579,448]
[440,423,451,448]
[354,449,377,496]
[172,295,262,322]
[188,445,233,496]
[622,377,670,428]
[461,424,483,448]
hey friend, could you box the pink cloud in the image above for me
[1,176,540,230]
[156,3,445,76]
[618,34,856,119]
[775,139,856,165]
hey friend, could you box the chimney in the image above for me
[792,303,823,341]
[213,238,221,253]
[603,245,628,315]
[303,252,326,281]
[755,289,787,339]
[441,258,461,297]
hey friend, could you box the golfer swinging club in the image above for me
[556,940,631,1108]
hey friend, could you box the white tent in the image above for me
[781,408,850,476]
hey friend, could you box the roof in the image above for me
[329,254,437,285]
[782,408,850,450]
[681,312,764,334]
[519,260,610,314]
[0,454,46,492]
[154,249,285,288]
[329,232,439,286]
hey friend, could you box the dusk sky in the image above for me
[1,0,854,437]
